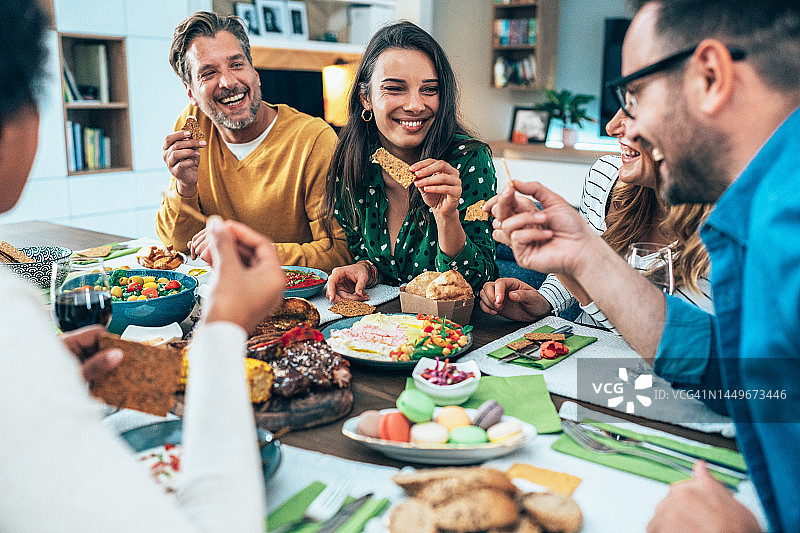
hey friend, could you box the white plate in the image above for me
[121,322,183,345]
[342,408,535,465]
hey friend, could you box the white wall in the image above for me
[0,0,210,237]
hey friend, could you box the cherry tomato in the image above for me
[164,280,181,290]
[127,282,142,292]
[141,287,158,299]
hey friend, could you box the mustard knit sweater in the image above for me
[156,103,351,272]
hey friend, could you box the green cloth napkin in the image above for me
[487,325,597,369]
[266,482,390,533]
[551,418,746,487]
[72,244,141,264]
[406,374,562,434]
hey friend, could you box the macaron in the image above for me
[486,420,523,443]
[410,422,449,446]
[379,411,411,442]
[472,399,504,430]
[436,405,472,430]
[396,389,435,423]
[356,409,383,438]
[448,425,488,445]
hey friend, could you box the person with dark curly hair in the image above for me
[0,3,285,531]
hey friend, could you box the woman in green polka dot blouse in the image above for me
[320,22,498,302]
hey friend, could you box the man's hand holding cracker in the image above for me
[163,116,207,198]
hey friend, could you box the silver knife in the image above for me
[579,423,748,478]
[315,492,374,533]
[499,325,573,363]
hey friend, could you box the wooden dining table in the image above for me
[1,221,739,469]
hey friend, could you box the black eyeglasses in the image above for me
[606,44,746,118]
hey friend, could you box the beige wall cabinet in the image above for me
[58,33,132,175]
[490,0,559,89]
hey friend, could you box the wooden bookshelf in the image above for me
[57,33,132,175]
[491,0,560,90]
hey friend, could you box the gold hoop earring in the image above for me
[361,109,373,122]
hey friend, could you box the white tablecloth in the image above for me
[460,315,736,437]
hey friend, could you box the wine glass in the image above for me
[624,242,674,295]
[51,258,112,332]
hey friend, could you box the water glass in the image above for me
[624,242,674,295]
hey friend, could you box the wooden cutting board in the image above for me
[172,387,354,433]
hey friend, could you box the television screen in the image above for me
[257,69,325,121]
[600,18,631,137]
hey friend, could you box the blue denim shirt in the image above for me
[655,106,800,533]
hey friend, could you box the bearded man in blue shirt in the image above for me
[487,1,800,531]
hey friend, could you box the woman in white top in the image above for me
[479,107,713,328]
[0,3,284,531]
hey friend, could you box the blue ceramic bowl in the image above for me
[105,269,198,334]
[1,246,72,289]
[282,266,328,298]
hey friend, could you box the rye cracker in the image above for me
[74,245,113,258]
[524,332,566,342]
[329,299,376,317]
[90,333,183,416]
[506,339,533,351]
[0,241,34,263]
[464,200,489,221]
[372,147,416,188]
[181,115,205,140]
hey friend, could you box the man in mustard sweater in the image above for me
[157,11,351,272]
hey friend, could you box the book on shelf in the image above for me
[65,120,75,171]
[72,122,83,171]
[494,17,536,47]
[73,43,110,103]
[62,64,80,102]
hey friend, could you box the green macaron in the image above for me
[396,389,435,423]
[448,425,489,445]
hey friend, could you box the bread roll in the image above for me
[405,271,442,296]
[425,269,473,300]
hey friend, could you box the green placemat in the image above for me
[406,374,562,434]
[266,482,390,533]
[551,419,745,487]
[487,325,597,369]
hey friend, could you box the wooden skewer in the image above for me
[161,190,207,225]
[501,157,513,184]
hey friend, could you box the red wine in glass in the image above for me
[53,289,112,332]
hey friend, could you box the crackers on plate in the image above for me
[329,300,376,317]
[372,147,416,188]
[524,332,566,342]
[464,200,489,221]
[74,245,113,258]
[90,333,183,416]
[181,115,205,140]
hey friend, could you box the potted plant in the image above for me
[534,89,596,148]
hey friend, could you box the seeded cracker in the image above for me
[90,333,182,417]
[464,200,489,221]
[506,339,533,351]
[0,241,34,263]
[372,147,416,188]
[524,332,566,342]
[329,300,376,317]
[74,245,113,258]
[181,115,205,140]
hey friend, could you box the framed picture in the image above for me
[255,0,288,38]
[234,2,260,36]
[287,1,309,40]
[509,107,551,143]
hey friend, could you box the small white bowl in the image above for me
[412,357,480,406]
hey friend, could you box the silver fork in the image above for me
[562,419,698,474]
[562,419,739,490]
[303,477,354,523]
